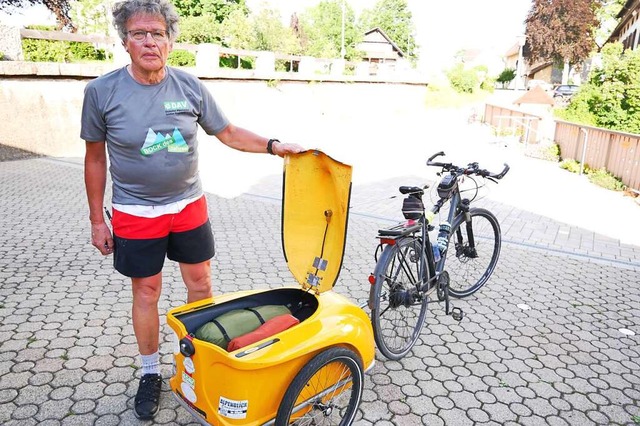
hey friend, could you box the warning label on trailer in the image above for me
[218,396,248,419]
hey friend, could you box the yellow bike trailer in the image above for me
[167,150,376,426]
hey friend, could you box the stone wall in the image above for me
[0,25,23,61]
[0,64,430,162]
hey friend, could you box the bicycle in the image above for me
[368,151,510,360]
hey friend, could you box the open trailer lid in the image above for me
[281,150,352,294]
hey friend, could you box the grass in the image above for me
[424,84,492,109]
[588,168,626,191]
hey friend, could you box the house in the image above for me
[503,38,573,88]
[504,42,521,71]
[608,0,640,50]
[356,27,405,75]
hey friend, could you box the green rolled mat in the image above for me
[194,305,292,349]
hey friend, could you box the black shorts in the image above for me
[111,197,215,278]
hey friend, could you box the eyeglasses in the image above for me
[127,30,168,42]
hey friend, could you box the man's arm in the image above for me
[215,124,303,157]
[84,141,113,255]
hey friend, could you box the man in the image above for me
[81,0,303,419]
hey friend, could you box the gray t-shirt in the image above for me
[81,66,229,205]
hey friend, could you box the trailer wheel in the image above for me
[274,347,364,426]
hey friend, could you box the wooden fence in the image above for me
[554,120,640,191]
[483,103,543,146]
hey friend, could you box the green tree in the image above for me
[219,8,255,48]
[496,68,517,88]
[359,0,417,60]
[446,63,480,94]
[71,0,110,36]
[298,0,361,60]
[0,0,76,31]
[560,43,640,133]
[171,0,247,22]
[177,15,221,44]
[251,8,300,54]
[525,0,600,84]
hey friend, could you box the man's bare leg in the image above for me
[180,259,213,303]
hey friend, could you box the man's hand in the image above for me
[273,142,304,158]
[91,222,114,255]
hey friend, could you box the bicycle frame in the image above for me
[369,151,509,359]
[373,154,508,312]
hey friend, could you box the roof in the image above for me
[513,85,555,106]
[617,0,637,19]
[528,61,553,76]
[505,42,520,57]
[608,0,639,42]
[362,27,405,58]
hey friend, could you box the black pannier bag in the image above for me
[402,196,424,220]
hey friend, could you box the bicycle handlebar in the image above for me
[426,152,510,181]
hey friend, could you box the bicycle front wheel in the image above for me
[370,237,429,360]
[446,208,501,298]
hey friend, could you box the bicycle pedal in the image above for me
[451,307,464,322]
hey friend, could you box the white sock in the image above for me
[140,352,160,376]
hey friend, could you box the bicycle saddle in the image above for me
[399,186,424,196]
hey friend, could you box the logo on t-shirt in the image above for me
[164,100,190,115]
[140,128,189,155]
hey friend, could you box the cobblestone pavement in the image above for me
[0,152,639,426]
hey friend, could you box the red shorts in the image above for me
[111,196,215,278]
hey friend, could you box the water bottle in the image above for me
[431,242,441,262]
[436,221,451,253]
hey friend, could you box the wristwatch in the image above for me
[267,138,280,155]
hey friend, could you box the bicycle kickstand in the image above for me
[438,272,464,322]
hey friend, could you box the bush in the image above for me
[219,55,254,69]
[559,159,582,174]
[446,64,479,94]
[553,84,598,126]
[496,68,516,87]
[167,50,195,66]
[68,41,106,61]
[480,77,495,92]
[525,143,560,162]
[587,168,625,191]
[558,43,640,134]
[26,24,56,31]
[22,39,105,62]
[22,39,72,62]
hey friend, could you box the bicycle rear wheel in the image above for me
[370,237,429,360]
[446,208,501,298]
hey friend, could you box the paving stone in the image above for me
[1,156,639,425]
